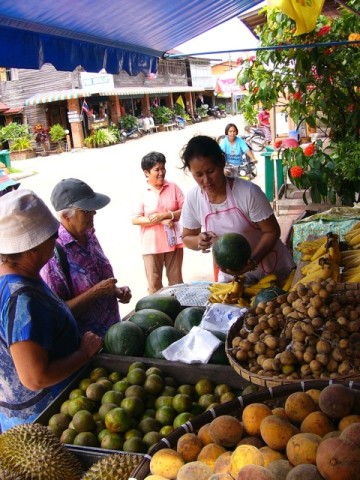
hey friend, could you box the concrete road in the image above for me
[13,115,265,316]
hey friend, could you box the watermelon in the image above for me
[174,307,205,335]
[213,233,251,272]
[145,326,184,359]
[104,322,145,356]
[128,309,173,335]
[135,295,182,320]
[253,286,286,307]
[208,343,229,365]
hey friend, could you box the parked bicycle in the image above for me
[242,125,266,151]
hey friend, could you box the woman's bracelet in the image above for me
[169,211,174,220]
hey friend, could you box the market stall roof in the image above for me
[0,0,262,76]
[25,86,204,106]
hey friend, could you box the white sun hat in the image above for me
[0,189,59,254]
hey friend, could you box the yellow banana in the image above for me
[342,271,360,283]
[258,274,277,285]
[301,254,314,261]
[347,233,360,247]
[345,229,360,242]
[293,266,332,289]
[310,242,327,261]
[349,221,360,232]
[282,269,295,291]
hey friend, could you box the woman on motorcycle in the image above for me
[219,123,257,167]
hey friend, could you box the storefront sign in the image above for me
[67,111,80,123]
[80,72,114,92]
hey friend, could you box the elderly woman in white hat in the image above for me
[0,189,102,432]
[41,178,131,338]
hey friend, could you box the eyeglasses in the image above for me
[78,209,96,215]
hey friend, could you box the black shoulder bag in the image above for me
[53,243,74,297]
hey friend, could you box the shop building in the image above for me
[0,57,213,149]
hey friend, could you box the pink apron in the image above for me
[203,180,294,280]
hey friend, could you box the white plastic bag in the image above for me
[200,303,247,334]
[161,326,222,364]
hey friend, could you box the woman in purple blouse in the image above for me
[41,178,131,338]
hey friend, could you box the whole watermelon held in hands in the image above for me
[213,233,251,272]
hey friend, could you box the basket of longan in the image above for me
[226,279,360,388]
[131,380,360,479]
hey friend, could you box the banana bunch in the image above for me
[243,274,278,297]
[282,269,295,291]
[292,234,341,289]
[296,236,328,261]
[344,222,360,249]
[341,250,360,282]
[208,277,247,305]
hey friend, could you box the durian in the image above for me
[81,453,141,480]
[0,423,82,480]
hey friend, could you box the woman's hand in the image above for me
[79,331,103,360]
[116,286,132,303]
[161,218,174,227]
[198,231,217,253]
[149,212,166,223]
[93,278,118,297]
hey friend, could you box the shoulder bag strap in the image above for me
[53,243,74,297]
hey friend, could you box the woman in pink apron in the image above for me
[180,135,294,282]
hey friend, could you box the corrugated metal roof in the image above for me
[25,89,93,106]
[25,86,206,105]
[0,0,262,74]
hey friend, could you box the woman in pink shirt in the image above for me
[132,152,185,294]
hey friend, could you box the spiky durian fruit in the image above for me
[0,423,82,480]
[81,453,142,480]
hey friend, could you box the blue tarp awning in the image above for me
[0,0,262,75]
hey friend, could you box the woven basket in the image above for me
[225,285,360,388]
[226,315,360,387]
[130,379,360,480]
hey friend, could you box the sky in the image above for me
[175,15,260,63]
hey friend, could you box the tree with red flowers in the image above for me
[238,1,360,205]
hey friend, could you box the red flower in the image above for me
[248,56,256,62]
[304,144,315,157]
[318,25,331,37]
[290,166,304,178]
[253,87,259,94]
[275,140,283,149]
[292,92,302,101]
[236,57,244,65]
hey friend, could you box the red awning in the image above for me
[0,102,10,112]
[2,107,24,115]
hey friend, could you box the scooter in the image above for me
[217,134,257,179]
[120,126,143,141]
[225,158,257,179]
[191,112,201,124]
[242,126,266,151]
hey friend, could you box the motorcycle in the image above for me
[242,126,266,152]
[191,112,201,124]
[119,126,143,141]
[208,106,227,119]
[217,134,257,179]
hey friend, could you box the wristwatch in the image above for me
[248,257,259,270]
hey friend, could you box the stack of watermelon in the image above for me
[104,295,228,365]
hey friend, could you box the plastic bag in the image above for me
[161,326,222,364]
[200,303,247,334]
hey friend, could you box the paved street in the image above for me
[12,115,265,316]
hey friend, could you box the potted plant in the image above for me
[84,128,117,148]
[0,123,36,160]
[49,124,66,153]
[197,104,209,120]
[218,103,226,112]
[120,114,138,132]
[152,106,173,131]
